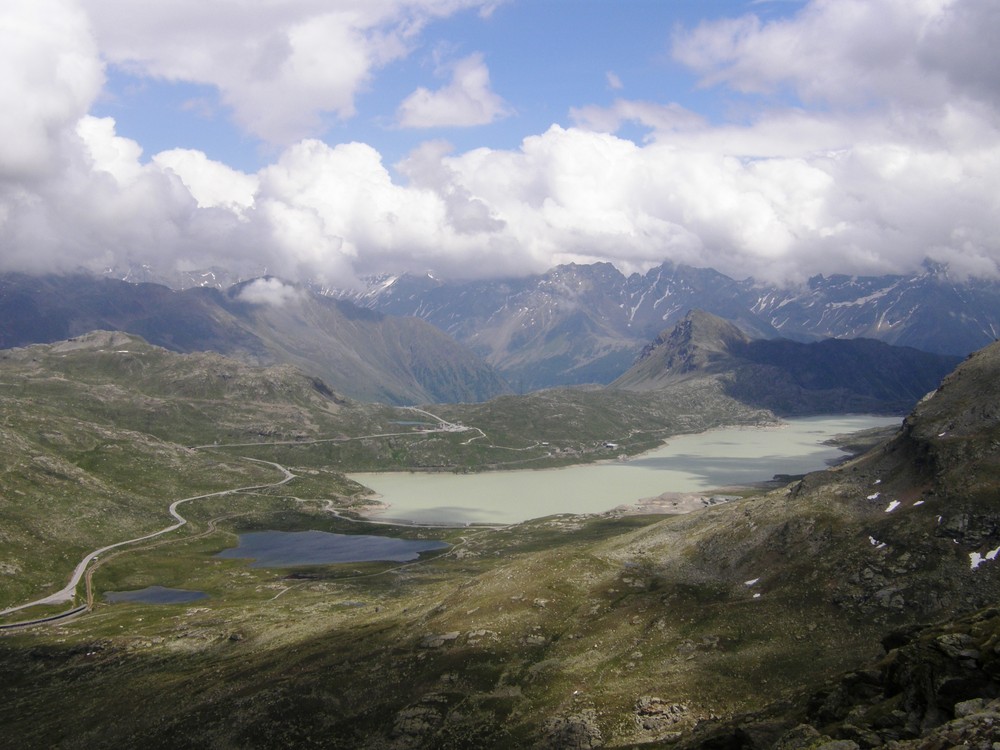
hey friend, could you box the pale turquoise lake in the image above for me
[350,415,899,525]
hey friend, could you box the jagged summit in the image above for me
[630,309,750,379]
[15,259,1000,392]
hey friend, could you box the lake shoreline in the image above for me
[350,415,901,525]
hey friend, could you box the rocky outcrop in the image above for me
[634,696,690,738]
[683,606,1000,750]
[537,709,604,749]
[801,608,1000,746]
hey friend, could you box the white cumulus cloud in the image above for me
[81,0,498,143]
[0,0,103,179]
[672,0,1000,112]
[571,100,706,136]
[153,149,258,213]
[397,53,511,128]
[1,0,1000,288]
[236,277,303,307]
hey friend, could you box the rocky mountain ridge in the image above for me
[337,260,1000,390]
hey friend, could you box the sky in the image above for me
[2,0,999,289]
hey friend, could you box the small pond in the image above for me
[215,530,449,568]
[104,585,209,604]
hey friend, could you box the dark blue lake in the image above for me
[216,530,449,568]
[104,585,209,604]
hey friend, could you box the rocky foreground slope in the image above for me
[660,338,1000,747]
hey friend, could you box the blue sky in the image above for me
[94,1,802,172]
[2,0,999,288]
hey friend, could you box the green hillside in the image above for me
[2,333,998,748]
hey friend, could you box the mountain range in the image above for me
[3,264,982,415]
[0,273,509,405]
[337,259,1000,390]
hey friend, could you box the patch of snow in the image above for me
[826,285,895,309]
[873,479,882,485]
[913,500,924,506]
[867,492,881,500]
[628,289,650,321]
[744,578,759,586]
[884,500,900,513]
[938,432,947,437]
[752,593,761,599]
[974,545,1000,568]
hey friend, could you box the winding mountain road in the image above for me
[0,459,295,626]
[0,405,525,629]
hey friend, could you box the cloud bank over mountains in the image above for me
[1,0,999,287]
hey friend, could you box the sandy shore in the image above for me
[612,490,746,515]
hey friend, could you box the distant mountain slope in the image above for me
[612,309,962,415]
[339,262,779,391]
[338,260,1000,389]
[0,273,510,405]
[748,262,1000,355]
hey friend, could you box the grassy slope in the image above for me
[4,336,997,747]
[0,333,351,610]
